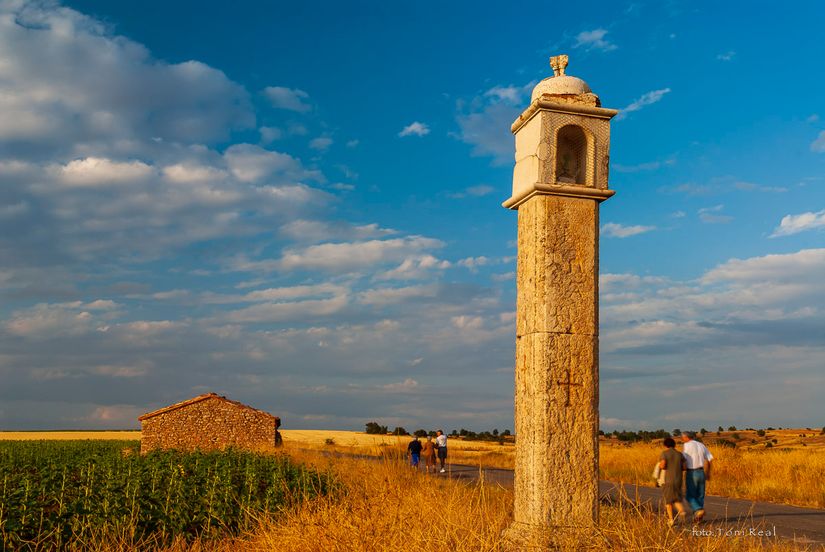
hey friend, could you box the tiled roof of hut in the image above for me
[138,393,278,422]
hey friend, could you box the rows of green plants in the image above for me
[0,440,336,549]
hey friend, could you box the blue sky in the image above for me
[1,0,823,431]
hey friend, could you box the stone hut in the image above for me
[138,393,282,454]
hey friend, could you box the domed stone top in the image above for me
[530,55,600,106]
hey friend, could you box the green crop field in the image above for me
[0,440,336,550]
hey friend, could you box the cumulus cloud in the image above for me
[55,158,154,187]
[0,2,253,152]
[398,122,430,137]
[770,209,825,237]
[263,86,311,112]
[616,88,671,120]
[574,28,617,52]
[601,222,655,238]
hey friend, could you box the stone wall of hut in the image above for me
[140,396,277,454]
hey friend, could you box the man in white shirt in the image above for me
[435,429,448,473]
[681,431,714,522]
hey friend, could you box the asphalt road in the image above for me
[438,464,825,546]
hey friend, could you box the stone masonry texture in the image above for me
[139,394,279,454]
[514,194,600,530]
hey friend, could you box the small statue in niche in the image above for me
[556,137,579,183]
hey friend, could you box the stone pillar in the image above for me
[503,55,616,547]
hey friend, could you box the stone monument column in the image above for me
[503,55,617,545]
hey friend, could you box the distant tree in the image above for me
[731,432,741,440]
[765,442,773,448]
[672,428,681,437]
[392,427,408,436]
[700,428,708,436]
[728,426,737,431]
[771,438,778,444]
[598,430,605,436]
[414,429,428,438]
[756,429,766,437]
[459,428,469,437]
[502,429,511,436]
[821,426,825,435]
[492,429,499,436]
[717,426,724,433]
[365,422,388,435]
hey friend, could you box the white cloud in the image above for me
[698,204,733,224]
[770,210,825,237]
[716,51,736,61]
[161,163,228,183]
[268,236,444,273]
[226,295,348,323]
[811,131,825,153]
[223,143,305,182]
[616,88,671,120]
[456,103,518,165]
[309,136,333,151]
[702,249,825,285]
[376,254,451,280]
[448,184,495,199]
[574,28,617,52]
[601,222,655,238]
[613,158,675,173]
[55,157,154,187]
[259,126,283,143]
[398,122,430,137]
[484,86,523,104]
[457,256,490,271]
[263,86,311,112]
[0,3,253,149]
[357,284,439,306]
[5,301,111,338]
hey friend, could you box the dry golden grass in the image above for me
[600,441,825,509]
[229,450,811,552]
[281,430,825,510]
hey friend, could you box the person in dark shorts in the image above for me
[407,435,423,469]
[658,437,687,526]
[435,429,448,473]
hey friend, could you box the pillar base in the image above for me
[501,521,601,551]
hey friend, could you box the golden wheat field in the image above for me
[276,429,825,510]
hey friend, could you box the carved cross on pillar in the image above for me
[556,370,581,407]
[550,54,569,77]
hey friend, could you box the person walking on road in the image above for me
[407,435,422,469]
[421,435,437,473]
[658,437,687,526]
[681,431,713,522]
[435,429,448,473]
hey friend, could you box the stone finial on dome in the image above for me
[530,54,600,107]
[550,54,568,76]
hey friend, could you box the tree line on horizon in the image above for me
[364,422,512,443]
[365,422,825,445]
